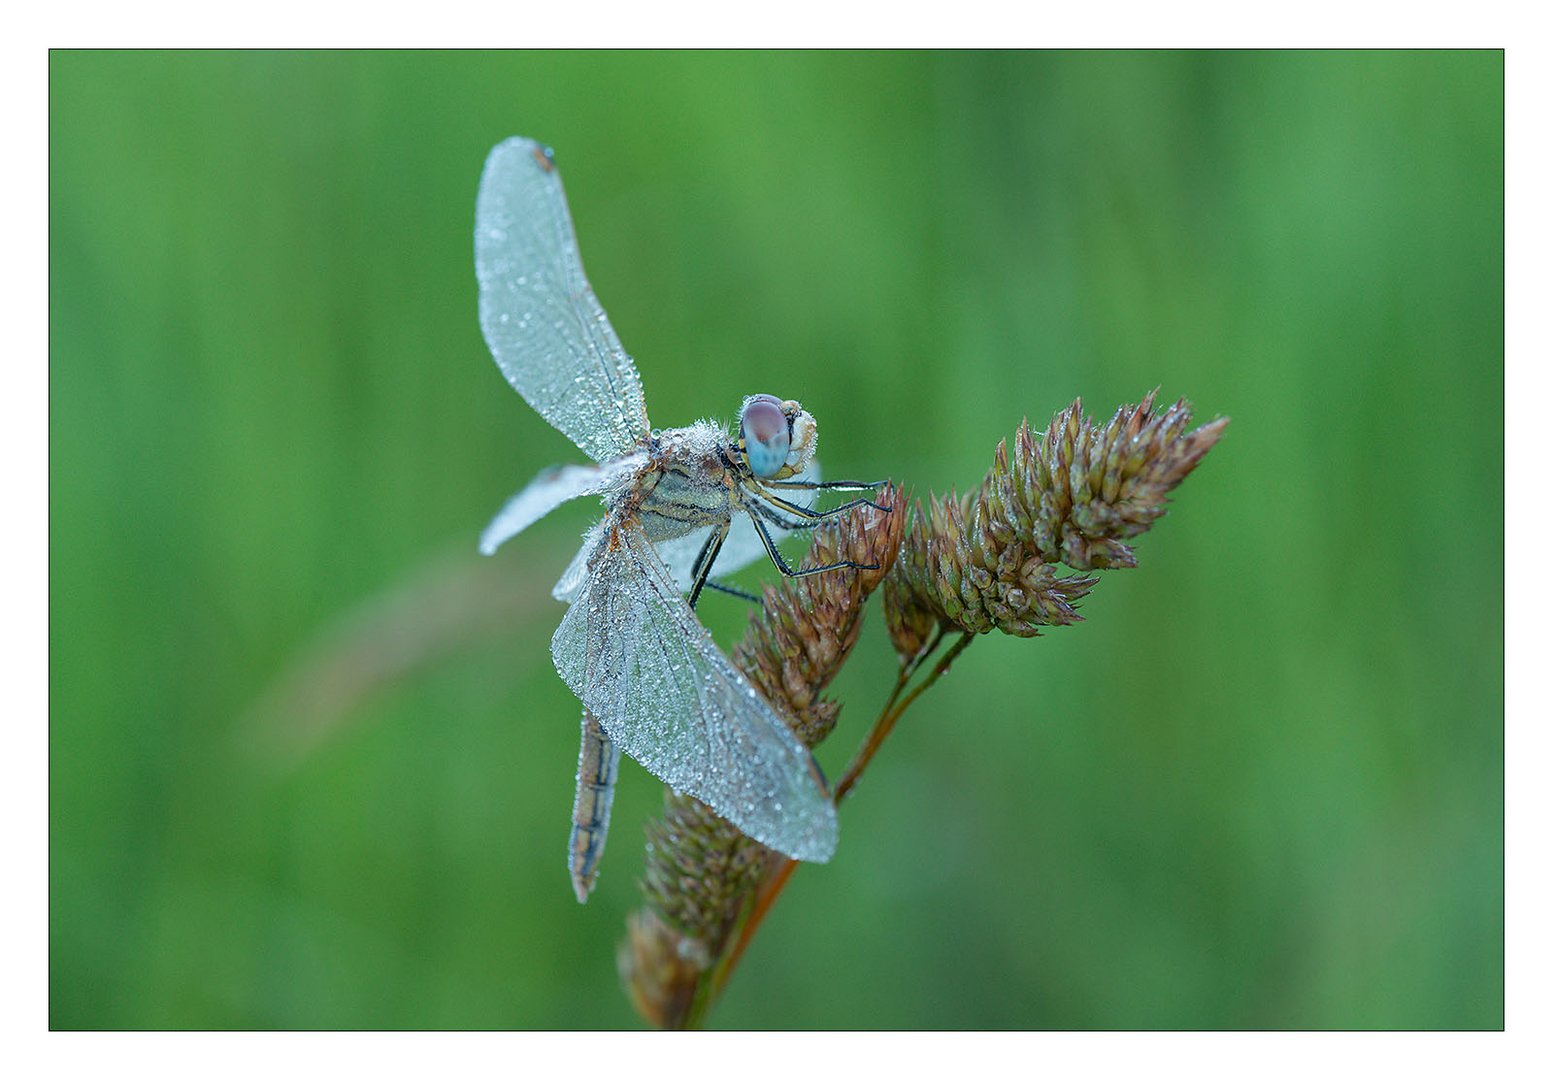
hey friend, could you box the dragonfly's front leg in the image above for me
[759,477,890,493]
[754,487,892,521]
[745,507,880,578]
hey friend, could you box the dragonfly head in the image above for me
[739,394,817,480]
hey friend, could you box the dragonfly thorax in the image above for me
[627,421,741,543]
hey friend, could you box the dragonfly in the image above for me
[473,137,890,902]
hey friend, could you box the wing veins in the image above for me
[555,523,836,861]
[476,137,650,462]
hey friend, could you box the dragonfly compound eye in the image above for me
[740,394,791,478]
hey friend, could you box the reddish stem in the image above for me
[695,630,975,1021]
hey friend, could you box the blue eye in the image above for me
[740,395,790,478]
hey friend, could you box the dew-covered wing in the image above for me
[652,520,766,595]
[475,137,651,463]
[654,460,822,593]
[550,523,838,862]
[479,453,645,556]
[553,522,606,604]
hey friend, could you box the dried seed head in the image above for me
[884,392,1226,660]
[616,908,703,1030]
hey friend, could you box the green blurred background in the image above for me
[49,51,1502,1029]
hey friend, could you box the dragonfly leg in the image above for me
[759,477,890,492]
[686,518,732,611]
[755,488,893,520]
[748,508,880,577]
[748,499,821,532]
[704,580,763,605]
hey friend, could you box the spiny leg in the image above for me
[689,519,776,610]
[749,500,822,533]
[686,518,732,611]
[760,477,890,492]
[754,487,893,521]
[704,580,763,605]
[747,508,880,577]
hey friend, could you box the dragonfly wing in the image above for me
[653,525,727,594]
[653,460,822,592]
[550,523,838,862]
[553,521,606,603]
[475,137,651,463]
[479,454,644,556]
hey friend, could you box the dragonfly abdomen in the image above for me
[569,709,622,903]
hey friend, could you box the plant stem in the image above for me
[695,628,976,1018]
[835,631,973,803]
[696,854,797,1019]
